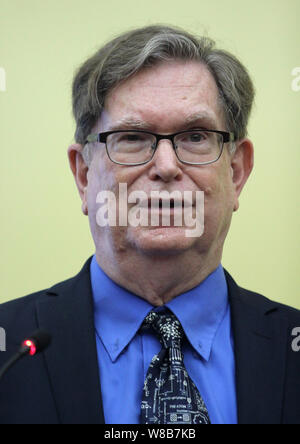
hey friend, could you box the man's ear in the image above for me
[67,143,89,215]
[230,138,254,212]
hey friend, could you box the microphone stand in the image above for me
[0,344,30,381]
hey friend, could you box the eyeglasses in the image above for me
[86,129,235,166]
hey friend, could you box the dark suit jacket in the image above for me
[0,257,299,424]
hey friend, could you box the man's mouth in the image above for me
[138,197,194,210]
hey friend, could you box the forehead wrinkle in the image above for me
[100,66,226,133]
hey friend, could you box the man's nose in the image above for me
[148,140,183,182]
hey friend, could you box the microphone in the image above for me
[0,330,51,381]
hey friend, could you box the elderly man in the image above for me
[0,25,299,425]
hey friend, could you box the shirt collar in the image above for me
[166,265,228,361]
[90,255,228,363]
[91,255,152,362]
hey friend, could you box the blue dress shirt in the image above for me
[90,255,237,424]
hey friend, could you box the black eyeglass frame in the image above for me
[86,129,235,166]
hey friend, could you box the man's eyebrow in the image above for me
[107,118,152,131]
[184,112,218,129]
[106,112,219,132]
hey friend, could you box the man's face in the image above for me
[73,60,252,260]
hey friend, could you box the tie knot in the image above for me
[143,310,184,349]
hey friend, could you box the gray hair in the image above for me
[72,24,255,155]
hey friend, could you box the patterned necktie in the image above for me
[140,310,210,424]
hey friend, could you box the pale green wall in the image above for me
[0,0,299,308]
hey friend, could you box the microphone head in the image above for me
[22,330,52,356]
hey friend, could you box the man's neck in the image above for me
[95,247,222,306]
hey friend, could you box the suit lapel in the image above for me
[226,272,287,424]
[36,258,105,424]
